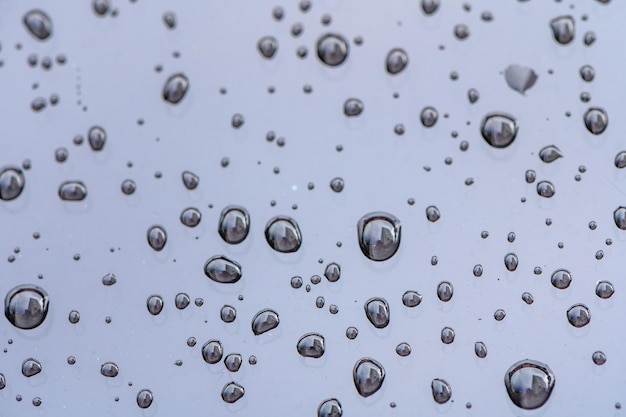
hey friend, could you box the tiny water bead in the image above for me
[68,310,80,324]
[221,382,245,403]
[431,379,452,404]
[425,205,441,222]
[330,177,344,192]
[421,0,440,15]
[204,256,242,284]
[615,152,626,168]
[539,145,562,163]
[290,276,303,289]
[344,98,363,116]
[364,297,390,328]
[201,340,223,364]
[346,327,358,340]
[595,281,615,299]
[257,36,278,59]
[22,358,42,377]
[296,333,325,358]
[100,362,119,377]
[162,73,189,104]
[5,285,49,330]
[551,269,572,289]
[437,281,453,302]
[580,65,595,82]
[536,181,555,198]
[467,88,480,103]
[146,295,164,315]
[473,264,483,277]
[453,24,470,40]
[265,216,302,253]
[504,359,555,410]
[136,389,153,409]
[162,11,176,29]
[316,33,349,66]
[402,291,422,307]
[58,181,87,201]
[102,273,116,286]
[315,296,325,308]
[567,304,591,328]
[550,15,575,45]
[475,342,487,358]
[480,113,518,148]
[357,212,401,261]
[147,225,167,251]
[584,107,608,135]
[385,48,409,74]
[23,10,53,40]
[251,309,279,335]
[0,167,25,201]
[353,358,385,398]
[88,126,106,151]
[318,398,342,417]
[592,351,607,366]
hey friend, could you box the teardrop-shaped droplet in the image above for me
[100,362,119,377]
[224,353,242,372]
[221,382,245,403]
[425,205,441,222]
[475,341,487,358]
[539,145,562,163]
[364,297,390,329]
[316,33,349,66]
[146,225,167,251]
[146,295,163,315]
[357,212,401,261]
[181,171,199,189]
[5,285,49,329]
[88,126,106,151]
[22,358,42,377]
[551,269,572,289]
[204,255,242,284]
[257,36,278,58]
[58,181,87,201]
[550,15,575,45]
[402,290,422,307]
[324,262,341,282]
[297,333,325,358]
[614,207,626,230]
[536,181,555,198]
[201,340,223,364]
[23,10,52,40]
[218,205,250,244]
[595,281,615,299]
[481,113,518,148]
[136,389,153,409]
[437,281,453,302]
[265,216,302,253]
[567,303,590,328]
[386,48,408,74]
[420,107,438,127]
[504,359,555,410]
[318,398,342,417]
[584,107,608,135]
[421,0,440,15]
[0,168,25,201]
[504,253,518,271]
[431,379,452,404]
[504,64,538,94]
[353,358,385,398]
[251,308,279,335]
[344,98,363,116]
[162,73,189,104]
[180,207,201,227]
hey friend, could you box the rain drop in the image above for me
[174,293,190,310]
[221,382,244,403]
[551,269,572,289]
[23,10,52,41]
[204,256,242,284]
[395,342,411,357]
[146,225,167,251]
[88,126,106,151]
[386,48,409,75]
[584,107,608,135]
[100,362,119,377]
[5,285,49,330]
[324,262,341,282]
[437,281,453,302]
[504,359,555,409]
[344,98,363,116]
[550,15,575,45]
[474,341,487,358]
[592,351,606,366]
[265,216,302,253]
[567,304,590,328]
[504,64,538,94]
[539,145,562,163]
[595,281,615,299]
[316,33,349,66]
[353,358,385,398]
[481,113,518,148]
[180,207,202,227]
[146,295,163,315]
[201,340,223,364]
[136,389,153,409]
[402,290,422,307]
[0,168,25,201]
[504,253,518,271]
[441,327,455,344]
[536,181,555,198]
[251,308,279,335]
[431,379,452,404]
[357,212,401,261]
[318,398,342,417]
[182,171,199,190]
[162,73,189,104]
[420,107,438,127]
[22,358,42,377]
[364,297,390,328]
[224,353,242,372]
[421,0,440,15]
[297,333,325,358]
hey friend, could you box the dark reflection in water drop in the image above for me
[5,285,49,329]
[0,167,25,201]
[385,48,408,74]
[147,225,167,251]
[504,359,555,410]
[58,181,87,201]
[318,398,342,417]
[221,382,245,403]
[23,10,52,40]
[136,389,153,409]
[431,378,452,404]
[251,309,279,335]
[364,297,390,328]
[265,216,302,253]
[480,113,518,148]
[357,212,401,261]
[353,358,385,398]
[162,73,189,104]
[316,34,349,66]
[550,15,575,45]
[297,333,325,358]
[584,107,608,135]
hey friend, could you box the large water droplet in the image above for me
[504,359,555,410]
[265,216,302,253]
[146,225,167,251]
[584,107,608,135]
[431,379,452,404]
[100,362,119,377]
[23,10,52,40]
[318,398,342,417]
[536,181,555,198]
[567,304,590,328]
[58,181,87,201]
[316,33,349,66]
[251,309,279,335]
[88,126,106,151]
[136,389,153,409]
[504,253,518,271]
[353,358,385,398]
[364,297,390,329]
[551,269,572,289]
[0,168,25,201]
[297,333,325,358]
[539,145,562,163]
[595,281,615,299]
[614,207,626,230]
[504,64,538,94]
[22,358,42,377]
[221,382,245,403]
[437,281,454,302]
[204,256,242,284]
[386,48,408,74]
[357,212,401,261]
[5,285,49,330]
[201,340,223,364]
[162,73,189,104]
[257,36,278,58]
[218,205,250,244]
[550,16,575,45]
[480,113,518,148]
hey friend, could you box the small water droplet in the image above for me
[346,326,358,339]
[420,107,438,127]
[505,359,555,409]
[551,269,572,289]
[580,65,595,82]
[146,225,167,251]
[364,297,390,328]
[592,351,606,366]
[100,362,119,377]
[204,256,242,284]
[468,88,480,103]
[23,10,52,41]
[475,341,487,358]
[201,340,223,364]
[504,253,518,271]
[437,281,454,302]
[174,293,190,310]
[522,292,534,304]
[583,31,596,46]
[265,216,302,253]
[431,379,452,404]
[5,285,49,329]
[539,145,562,163]
[421,0,440,15]
[395,342,411,357]
[162,11,176,29]
[536,181,555,198]
[162,73,189,104]
[136,389,153,409]
[88,126,106,151]
[595,281,614,299]
[584,107,608,135]
[0,168,25,201]
[357,212,401,261]
[473,264,483,277]
[441,327,455,344]
[353,358,385,397]
[494,309,506,321]
[68,310,80,324]
[318,398,342,417]
[181,171,199,190]
[180,207,202,227]
[324,263,341,282]
[316,33,349,66]
[504,64,538,94]
[146,295,163,315]
[344,98,363,116]
[102,273,116,286]
[550,15,575,45]
[22,358,42,377]
[251,308,279,335]
[454,24,470,40]
[224,353,242,372]
[386,48,409,74]
[297,333,325,358]
[221,382,245,403]
[58,181,87,201]
[567,303,591,328]
[330,177,344,192]
[481,113,518,148]
[402,291,422,307]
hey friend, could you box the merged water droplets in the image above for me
[584,107,608,135]
[58,181,87,201]
[23,10,53,41]
[162,73,189,104]
[550,16,575,45]
[480,113,518,148]
[431,379,452,404]
[353,358,385,398]
[251,308,279,335]
[385,48,409,75]
[257,36,278,59]
[364,297,390,329]
[5,285,49,330]
[297,333,325,358]
[316,34,349,66]
[567,304,591,328]
[318,398,342,417]
[221,382,245,403]
[204,256,242,284]
[504,359,555,410]
[265,216,302,253]
[357,212,401,261]
[0,168,25,201]
[146,225,167,251]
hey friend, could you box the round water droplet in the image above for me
[5,285,49,330]
[421,0,440,15]
[481,113,518,148]
[580,65,595,82]
[329,177,344,193]
[402,290,422,307]
[88,126,106,151]
[201,340,223,364]
[504,359,555,410]
[357,212,401,261]
[0,168,25,201]
[475,341,487,358]
[364,297,390,329]
[584,107,608,135]
[431,379,452,404]
[344,98,363,116]
[592,351,606,366]
[220,305,237,323]
[290,276,303,289]
[120,179,136,195]
[316,33,349,66]
[146,225,167,251]
[146,295,163,315]
[346,326,358,339]
[204,256,242,284]
[441,327,455,344]
[318,398,342,417]
[162,11,176,29]
[583,31,596,46]
[252,308,279,335]
[162,73,189,104]
[420,107,438,127]
[614,207,626,230]
[454,24,470,40]
[55,147,68,162]
[100,362,119,377]
[93,0,109,16]
[536,181,555,198]
[539,145,562,163]
[353,358,385,398]
[504,253,518,271]
[221,382,244,403]
[385,48,408,74]
[494,309,506,321]
[180,207,201,227]
[23,10,52,40]
[567,303,590,328]
[324,263,341,282]
[595,281,614,299]
[437,281,453,302]
[224,353,242,372]
[315,296,325,308]
[265,216,302,253]
[22,358,42,377]
[174,293,190,310]
[614,152,626,168]
[551,269,571,289]
[522,292,534,305]
[58,181,87,201]
[218,205,250,244]
[68,310,80,324]
[297,333,325,358]
[395,342,411,357]
[181,171,199,190]
[257,36,278,59]
[550,15,575,44]
[136,389,153,409]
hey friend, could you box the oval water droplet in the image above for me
[324,262,341,282]
[316,33,349,66]
[252,308,279,335]
[181,171,199,190]
[595,281,615,299]
[475,341,487,358]
[5,285,49,330]
[481,113,518,148]
[364,297,390,329]
[100,362,119,377]
[421,0,440,15]
[23,10,52,40]
[330,177,344,192]
[494,309,506,321]
[58,181,87,201]
[402,290,422,307]
[539,145,562,163]
[353,358,385,398]
[420,107,438,127]
[221,382,245,403]
[504,359,555,410]
[614,207,626,230]
[504,253,518,271]
[224,353,242,372]
[567,304,590,328]
[550,15,575,45]
[218,205,250,244]
[257,36,278,59]
[88,126,106,151]
[318,398,342,417]
[584,107,608,135]
[136,389,153,409]
[22,358,42,377]
[431,379,452,404]
[441,327,455,344]
[146,225,167,251]
[386,48,408,74]
[357,212,401,261]
[265,216,302,253]
[614,152,626,168]
[201,340,223,364]
[468,88,480,103]
[146,295,163,315]
[204,256,242,284]
[180,207,201,227]
[297,333,325,358]
[162,73,189,104]
[437,281,453,302]
[0,167,25,201]
[162,11,176,29]
[580,65,595,82]
[344,98,363,116]
[536,181,555,198]
[551,269,571,289]
[174,293,190,310]
[425,205,441,222]
[522,292,534,304]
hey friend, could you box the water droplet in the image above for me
[68,310,80,324]
[595,281,615,299]
[431,379,452,404]
[584,107,608,135]
[567,303,591,328]
[55,147,68,162]
[297,333,325,358]
[504,64,538,94]
[315,296,325,308]
[174,293,190,310]
[290,276,303,289]
[522,292,534,304]
[386,48,409,74]
[58,181,87,201]
[468,88,480,103]
[5,285,49,330]
[473,264,483,277]
[344,98,363,116]
[204,256,242,284]
[88,126,106,151]
[219,305,237,323]
[272,6,284,20]
[437,281,453,302]
[136,389,153,409]
[221,382,244,403]
[580,65,595,82]
[592,351,606,366]
[441,327,455,344]
[265,216,302,253]
[251,308,279,335]
[146,225,167,251]
[364,297,390,329]
[102,273,116,286]
[551,269,571,289]
[536,181,555,198]
[0,373,5,389]
[583,31,596,46]
[504,253,518,271]
[0,168,25,201]
[395,342,411,357]
[324,263,341,282]
[218,205,250,244]
[330,177,344,192]
[224,353,242,372]
[93,0,109,16]
[481,113,518,148]
[180,207,201,227]
[146,295,163,315]
[550,15,575,45]
[357,212,401,261]
[346,327,358,339]
[539,145,562,163]
[22,358,42,377]
[614,152,626,168]
[402,290,422,307]
[421,0,440,15]
[100,362,119,377]
[353,358,385,398]
[420,107,438,127]
[23,10,52,41]
[393,124,405,135]
[316,33,349,66]
[162,11,176,29]
[318,398,342,417]
[504,359,555,409]
[475,341,487,358]
[181,171,199,190]
[201,340,223,364]
[162,73,189,104]
[454,24,470,40]
[494,309,506,321]
[614,207,626,230]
